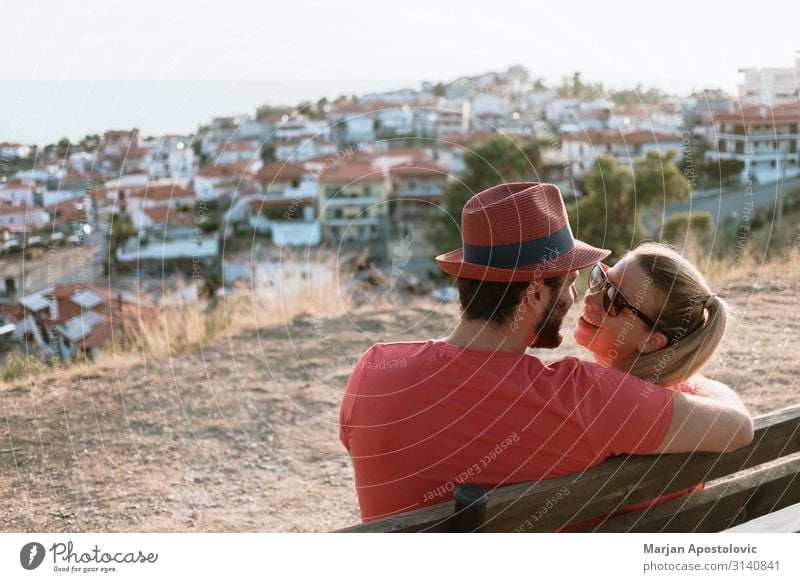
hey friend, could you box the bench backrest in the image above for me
[338,404,800,532]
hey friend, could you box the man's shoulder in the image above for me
[356,339,439,368]
[536,356,650,390]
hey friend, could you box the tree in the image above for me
[634,148,691,204]
[433,82,446,97]
[610,85,667,106]
[191,138,208,168]
[106,213,136,276]
[55,137,72,157]
[702,158,744,186]
[260,143,276,165]
[556,71,604,99]
[568,156,636,257]
[79,134,101,152]
[296,100,325,120]
[568,149,691,257]
[427,135,545,253]
[662,212,713,247]
[571,71,584,98]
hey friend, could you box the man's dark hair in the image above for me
[455,275,565,326]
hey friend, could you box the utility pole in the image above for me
[776,146,787,239]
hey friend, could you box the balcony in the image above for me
[322,217,381,227]
[712,151,800,163]
[324,196,381,206]
[394,187,444,198]
[715,132,800,141]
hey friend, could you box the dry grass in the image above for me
[2,258,349,387]
[107,262,345,362]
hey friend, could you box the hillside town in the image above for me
[0,53,799,366]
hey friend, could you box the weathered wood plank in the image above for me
[339,405,800,533]
[586,454,800,532]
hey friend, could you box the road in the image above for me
[667,176,800,225]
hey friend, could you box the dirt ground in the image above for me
[1,267,799,532]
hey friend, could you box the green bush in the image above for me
[662,212,713,245]
[2,347,51,382]
[199,218,220,233]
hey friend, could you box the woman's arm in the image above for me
[650,375,754,454]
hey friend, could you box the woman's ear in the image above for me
[638,331,668,354]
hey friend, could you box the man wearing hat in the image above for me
[339,182,753,524]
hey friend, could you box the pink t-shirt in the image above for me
[339,339,675,523]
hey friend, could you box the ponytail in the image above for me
[611,243,728,386]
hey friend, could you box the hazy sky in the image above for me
[1,0,798,143]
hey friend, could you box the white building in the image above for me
[0,143,32,159]
[361,88,419,104]
[0,206,50,232]
[471,92,512,118]
[0,180,36,206]
[738,52,800,106]
[272,117,330,141]
[343,116,375,143]
[373,105,415,137]
[706,103,800,184]
[561,129,684,176]
[215,139,261,165]
[274,137,337,162]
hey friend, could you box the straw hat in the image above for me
[436,182,610,282]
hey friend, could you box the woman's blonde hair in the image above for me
[613,242,727,386]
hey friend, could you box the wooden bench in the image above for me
[338,404,800,533]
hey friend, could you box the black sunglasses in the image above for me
[588,264,670,339]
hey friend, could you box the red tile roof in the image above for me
[318,161,386,183]
[0,205,42,216]
[223,140,260,152]
[389,158,448,178]
[256,160,306,183]
[197,160,256,179]
[248,196,314,213]
[713,103,800,124]
[560,129,683,144]
[142,206,196,227]
[126,183,195,201]
[437,130,497,147]
[44,200,85,222]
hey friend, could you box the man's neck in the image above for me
[445,318,530,355]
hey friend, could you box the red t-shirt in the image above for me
[339,339,682,525]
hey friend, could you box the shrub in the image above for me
[2,347,51,382]
[662,212,713,246]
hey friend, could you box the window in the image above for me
[363,186,371,197]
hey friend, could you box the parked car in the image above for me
[26,235,44,247]
[2,239,20,255]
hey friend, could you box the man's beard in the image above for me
[530,292,570,349]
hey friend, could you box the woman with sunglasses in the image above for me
[564,242,726,530]
[574,242,726,389]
